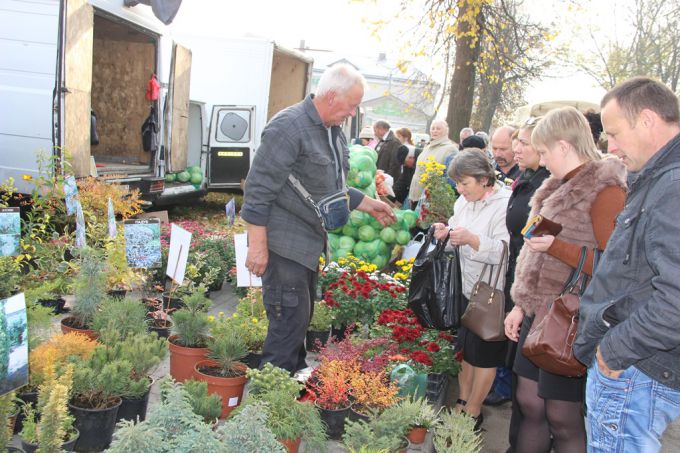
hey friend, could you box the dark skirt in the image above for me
[513,314,585,402]
[456,297,508,368]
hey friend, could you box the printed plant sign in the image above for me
[64,175,79,215]
[124,219,161,268]
[0,293,28,396]
[0,208,20,257]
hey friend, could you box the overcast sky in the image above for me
[171,0,634,112]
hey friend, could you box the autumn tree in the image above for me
[576,0,680,92]
[470,0,556,131]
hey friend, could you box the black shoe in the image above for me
[483,391,510,407]
[471,412,484,431]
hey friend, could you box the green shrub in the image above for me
[169,286,211,347]
[218,402,285,452]
[309,300,334,331]
[183,379,222,423]
[0,257,19,299]
[246,363,302,398]
[71,247,107,328]
[432,408,482,452]
[92,297,149,344]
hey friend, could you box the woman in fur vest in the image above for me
[433,149,511,431]
[503,107,626,452]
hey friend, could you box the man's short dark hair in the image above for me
[601,77,680,125]
[374,120,390,130]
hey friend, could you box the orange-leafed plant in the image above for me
[77,176,143,220]
[29,332,97,387]
[349,369,400,413]
[307,359,356,410]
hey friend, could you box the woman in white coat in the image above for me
[433,149,511,430]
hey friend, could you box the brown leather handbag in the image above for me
[460,241,508,342]
[522,247,596,377]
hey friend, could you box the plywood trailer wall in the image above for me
[91,14,155,166]
[267,50,309,122]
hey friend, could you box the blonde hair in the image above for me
[531,107,601,162]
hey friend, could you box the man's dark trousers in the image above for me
[260,250,317,374]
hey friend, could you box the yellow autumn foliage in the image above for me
[29,333,97,387]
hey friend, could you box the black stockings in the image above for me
[515,376,586,453]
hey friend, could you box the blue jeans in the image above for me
[586,358,680,452]
[492,366,512,399]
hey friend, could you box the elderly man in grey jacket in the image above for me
[240,64,395,374]
[574,77,680,452]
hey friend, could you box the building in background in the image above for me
[299,44,439,138]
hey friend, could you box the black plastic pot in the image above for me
[116,382,152,423]
[69,397,121,452]
[306,329,330,352]
[316,403,350,440]
[147,318,172,339]
[243,351,262,369]
[21,428,79,453]
[37,297,67,314]
[330,325,348,341]
[425,372,448,404]
[106,289,127,299]
[14,391,38,434]
[208,278,224,292]
[162,293,185,310]
[349,407,370,423]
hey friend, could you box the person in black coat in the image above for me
[503,120,550,453]
[374,120,403,180]
[389,128,419,205]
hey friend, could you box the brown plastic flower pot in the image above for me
[407,425,428,444]
[60,317,98,341]
[278,437,302,453]
[168,335,209,382]
[194,359,248,419]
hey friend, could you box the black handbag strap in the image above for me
[476,241,508,288]
[562,247,590,296]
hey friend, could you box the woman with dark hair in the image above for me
[504,107,626,452]
[433,149,511,430]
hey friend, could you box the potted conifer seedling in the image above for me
[168,286,212,382]
[193,328,248,418]
[61,248,107,340]
[19,365,79,453]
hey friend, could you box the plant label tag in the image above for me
[234,233,262,287]
[228,396,239,407]
[0,207,20,257]
[64,175,78,215]
[124,219,162,268]
[0,293,28,396]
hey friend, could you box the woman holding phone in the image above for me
[503,107,626,452]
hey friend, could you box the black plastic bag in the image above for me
[408,229,464,330]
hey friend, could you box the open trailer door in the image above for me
[62,0,93,178]
[165,43,192,173]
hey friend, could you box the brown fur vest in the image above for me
[511,158,626,316]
